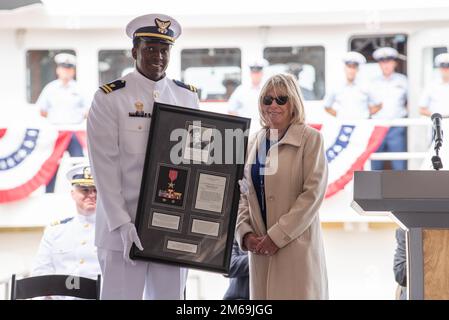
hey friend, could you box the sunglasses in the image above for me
[262,95,289,106]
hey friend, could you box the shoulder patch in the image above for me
[173,79,198,93]
[99,80,126,94]
[50,217,74,226]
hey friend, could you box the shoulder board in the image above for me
[99,80,126,94]
[50,217,74,227]
[173,79,197,93]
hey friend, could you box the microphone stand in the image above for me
[432,119,443,170]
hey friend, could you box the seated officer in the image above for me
[32,163,101,281]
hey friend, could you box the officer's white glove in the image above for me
[118,222,144,265]
[238,178,249,194]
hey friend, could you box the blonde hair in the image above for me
[258,73,306,128]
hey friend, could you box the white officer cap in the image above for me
[249,58,269,71]
[66,163,95,187]
[54,53,76,68]
[435,53,449,68]
[373,47,399,61]
[343,51,366,66]
[126,13,182,45]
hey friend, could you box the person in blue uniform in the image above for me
[32,163,100,281]
[36,53,88,192]
[87,13,199,300]
[370,47,408,170]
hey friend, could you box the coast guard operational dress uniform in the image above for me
[419,53,449,117]
[370,47,408,170]
[32,164,100,280]
[87,14,199,300]
[323,51,380,120]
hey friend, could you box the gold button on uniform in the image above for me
[153,90,159,99]
[81,240,87,245]
[84,224,89,228]
[79,259,85,264]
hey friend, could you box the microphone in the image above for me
[431,113,443,150]
[431,113,443,170]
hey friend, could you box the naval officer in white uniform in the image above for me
[32,163,100,280]
[87,13,199,300]
[419,53,449,118]
[323,51,381,120]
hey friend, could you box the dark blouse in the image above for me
[251,137,278,227]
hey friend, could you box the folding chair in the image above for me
[10,274,101,300]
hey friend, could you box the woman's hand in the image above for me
[243,232,262,253]
[255,235,279,256]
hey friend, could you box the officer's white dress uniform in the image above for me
[32,163,100,280]
[32,214,99,278]
[87,14,199,300]
[323,51,379,120]
[419,53,449,116]
[36,54,87,125]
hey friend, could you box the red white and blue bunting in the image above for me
[317,123,388,198]
[0,127,86,203]
[0,124,387,203]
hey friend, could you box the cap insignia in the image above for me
[83,167,93,180]
[155,18,171,34]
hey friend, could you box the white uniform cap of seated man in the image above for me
[343,51,366,66]
[66,163,95,187]
[372,47,400,61]
[249,58,269,72]
[54,53,76,68]
[435,53,449,68]
[125,13,182,45]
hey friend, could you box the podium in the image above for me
[352,170,449,300]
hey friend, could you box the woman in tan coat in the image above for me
[235,73,328,299]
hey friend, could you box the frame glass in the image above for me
[131,102,250,274]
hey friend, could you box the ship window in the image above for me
[181,48,242,102]
[98,50,134,85]
[263,46,325,101]
[26,49,76,103]
[349,34,408,82]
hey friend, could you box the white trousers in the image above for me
[97,248,188,300]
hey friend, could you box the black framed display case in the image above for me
[131,102,250,274]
